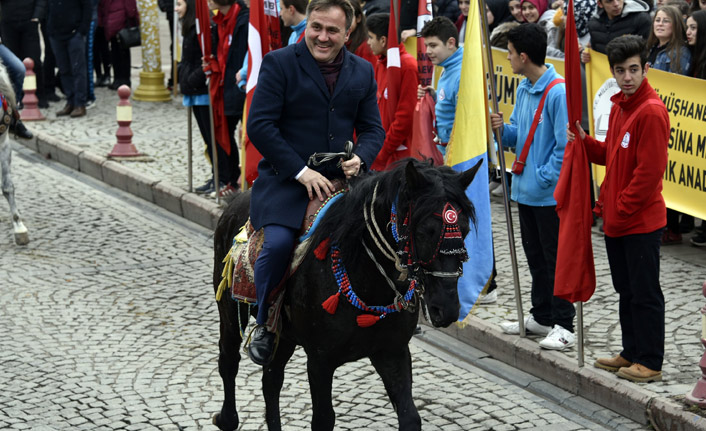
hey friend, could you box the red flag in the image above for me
[243,0,281,186]
[386,0,401,123]
[409,93,443,165]
[195,0,212,59]
[553,0,596,303]
[415,0,433,86]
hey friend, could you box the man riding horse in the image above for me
[246,0,384,365]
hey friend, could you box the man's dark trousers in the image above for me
[254,224,298,325]
[518,203,576,331]
[605,228,664,371]
[51,32,87,107]
[0,20,43,102]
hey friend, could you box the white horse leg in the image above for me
[1,135,29,245]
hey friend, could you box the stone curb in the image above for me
[19,131,706,430]
[24,131,223,231]
[430,317,706,431]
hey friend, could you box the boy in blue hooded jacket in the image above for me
[490,23,575,351]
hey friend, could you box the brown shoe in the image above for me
[56,104,74,116]
[616,363,662,383]
[70,106,86,118]
[594,354,632,372]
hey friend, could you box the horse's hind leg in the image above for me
[306,356,336,431]
[369,346,421,431]
[262,336,297,431]
[0,136,28,245]
[212,301,248,431]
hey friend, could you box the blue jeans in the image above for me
[0,44,25,102]
[50,32,87,107]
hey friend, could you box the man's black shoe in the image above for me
[248,326,276,366]
[11,120,33,139]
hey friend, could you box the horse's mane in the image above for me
[309,159,476,265]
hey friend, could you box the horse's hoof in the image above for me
[212,412,239,431]
[14,231,29,245]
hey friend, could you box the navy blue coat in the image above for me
[247,41,384,231]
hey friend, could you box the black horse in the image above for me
[212,158,482,430]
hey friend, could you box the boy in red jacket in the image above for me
[366,13,418,170]
[568,35,669,383]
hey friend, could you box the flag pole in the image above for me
[477,0,525,336]
[577,301,584,366]
[187,106,193,192]
[207,77,221,204]
[173,0,179,98]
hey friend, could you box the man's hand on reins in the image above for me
[298,169,335,201]
[341,154,362,179]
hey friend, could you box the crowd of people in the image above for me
[0,0,142,123]
[170,0,704,375]
[1,0,701,379]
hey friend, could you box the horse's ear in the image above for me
[405,160,424,190]
[459,158,484,189]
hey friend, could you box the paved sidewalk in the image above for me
[15,35,706,430]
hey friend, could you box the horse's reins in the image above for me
[307,140,354,168]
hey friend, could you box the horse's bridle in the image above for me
[362,183,468,285]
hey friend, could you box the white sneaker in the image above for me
[539,325,576,351]
[500,315,552,336]
[478,289,497,304]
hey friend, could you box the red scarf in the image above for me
[208,4,241,155]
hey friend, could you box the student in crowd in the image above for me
[647,5,691,74]
[486,0,512,33]
[490,23,574,351]
[568,35,669,383]
[177,0,218,194]
[366,13,417,170]
[417,17,463,157]
[521,0,557,25]
[583,0,651,59]
[645,5,692,244]
[687,11,706,80]
[690,0,706,14]
[205,0,249,197]
[685,10,706,247]
[508,0,526,22]
[346,0,376,66]
[280,0,307,45]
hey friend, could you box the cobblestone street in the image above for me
[0,147,647,430]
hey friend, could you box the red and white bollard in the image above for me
[686,281,706,408]
[20,58,45,121]
[108,85,142,157]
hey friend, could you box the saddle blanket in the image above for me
[221,187,346,305]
